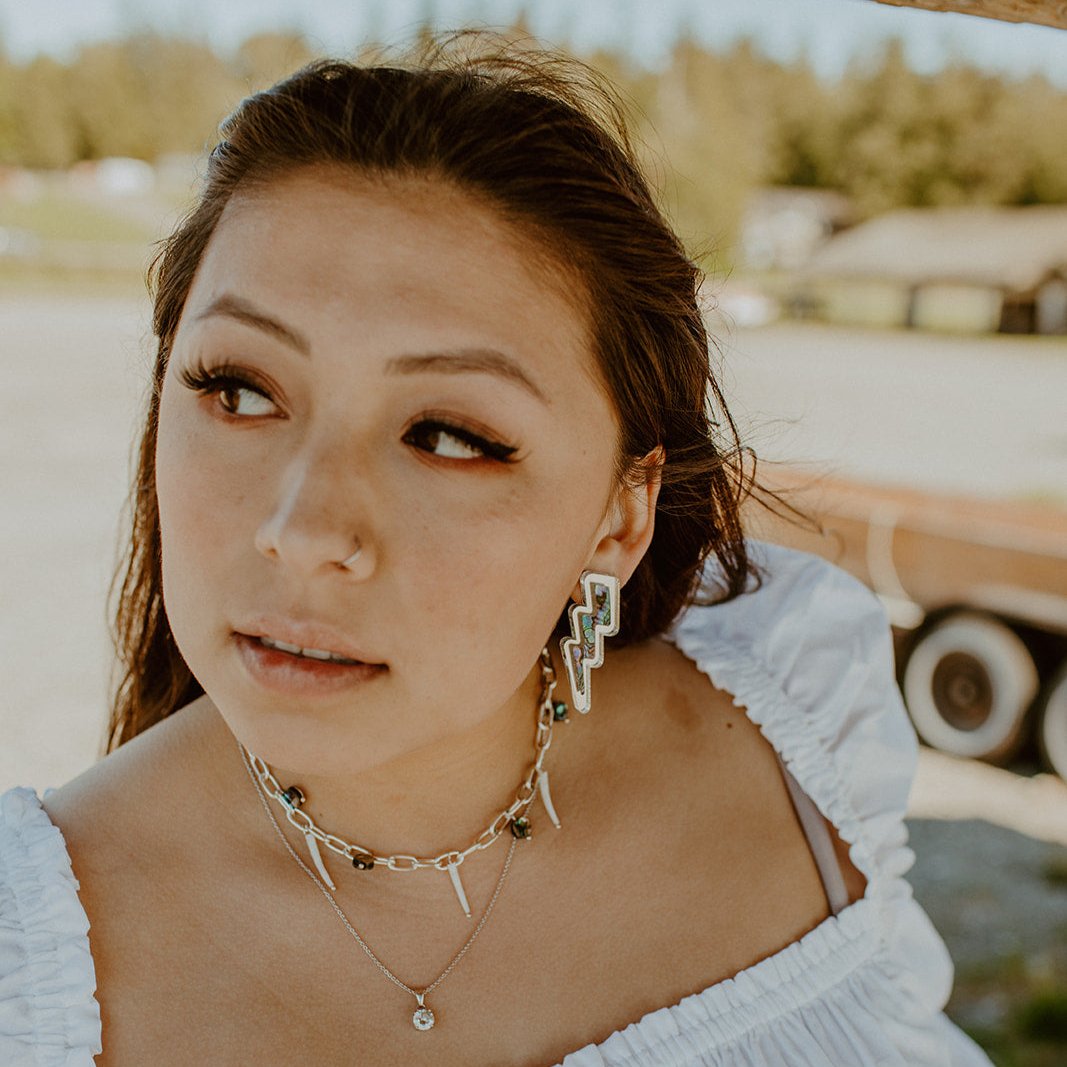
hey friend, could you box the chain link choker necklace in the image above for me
[240,646,570,1031]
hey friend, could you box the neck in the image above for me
[215,643,581,907]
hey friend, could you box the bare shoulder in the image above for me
[591,634,795,847]
[600,635,770,778]
[38,698,260,1066]
[645,632,868,907]
[601,634,865,922]
[41,695,221,861]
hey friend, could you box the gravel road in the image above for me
[1,294,150,788]
[714,319,1067,508]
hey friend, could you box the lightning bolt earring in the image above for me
[560,571,620,714]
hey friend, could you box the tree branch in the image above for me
[871,0,1067,31]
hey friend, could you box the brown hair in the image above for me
[107,33,814,752]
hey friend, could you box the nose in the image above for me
[254,449,375,580]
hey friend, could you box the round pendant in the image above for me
[412,1005,436,1031]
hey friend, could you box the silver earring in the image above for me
[560,571,620,714]
[339,544,363,570]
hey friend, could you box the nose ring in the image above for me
[339,544,363,570]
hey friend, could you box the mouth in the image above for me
[233,632,388,695]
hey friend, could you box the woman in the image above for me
[0,35,992,1066]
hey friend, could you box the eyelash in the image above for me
[176,360,520,464]
[177,360,274,414]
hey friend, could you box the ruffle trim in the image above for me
[672,641,934,998]
[682,647,879,880]
[558,898,922,1065]
[666,542,921,926]
[0,787,102,1065]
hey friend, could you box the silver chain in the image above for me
[237,646,562,1014]
[241,742,518,1002]
[245,646,561,873]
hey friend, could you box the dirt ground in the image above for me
[712,319,1067,508]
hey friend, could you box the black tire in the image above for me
[1036,661,1067,782]
[901,611,1039,762]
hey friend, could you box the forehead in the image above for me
[183,167,600,392]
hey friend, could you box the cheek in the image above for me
[396,465,604,656]
[154,396,256,640]
[157,413,222,548]
[155,381,264,538]
[386,491,571,729]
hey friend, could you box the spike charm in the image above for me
[446,859,472,919]
[538,770,561,829]
[304,831,337,890]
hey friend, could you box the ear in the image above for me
[574,446,664,597]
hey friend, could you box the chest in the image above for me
[80,715,837,1066]
[89,865,830,1067]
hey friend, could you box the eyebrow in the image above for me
[385,350,549,405]
[193,294,311,355]
[193,293,549,404]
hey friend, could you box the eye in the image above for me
[216,384,276,418]
[177,360,280,418]
[403,419,518,463]
[422,427,484,459]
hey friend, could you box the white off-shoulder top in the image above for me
[0,540,994,1066]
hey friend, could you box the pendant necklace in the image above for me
[243,746,517,1032]
[239,645,568,1031]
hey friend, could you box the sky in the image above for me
[3,0,1067,86]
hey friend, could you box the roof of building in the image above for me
[804,205,1067,291]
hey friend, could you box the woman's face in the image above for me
[155,167,628,773]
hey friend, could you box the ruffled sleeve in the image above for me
[667,539,971,1054]
[0,786,102,1066]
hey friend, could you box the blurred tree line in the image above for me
[1,29,1066,251]
[596,37,1067,252]
[0,32,316,170]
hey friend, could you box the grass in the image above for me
[0,191,156,244]
[1042,856,1067,889]
[0,183,165,295]
[951,953,1067,1065]
[1016,990,1067,1041]
[0,262,146,298]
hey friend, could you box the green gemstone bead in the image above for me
[510,816,532,839]
[553,702,569,721]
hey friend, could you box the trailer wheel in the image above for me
[901,611,1039,762]
[1036,662,1067,782]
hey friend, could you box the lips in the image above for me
[233,631,387,696]
[230,617,387,696]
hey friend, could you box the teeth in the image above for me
[267,638,302,655]
[258,636,359,664]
